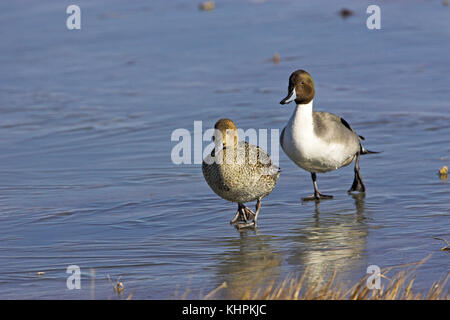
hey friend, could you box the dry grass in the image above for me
[203,256,449,300]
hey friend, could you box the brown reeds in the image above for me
[202,255,449,300]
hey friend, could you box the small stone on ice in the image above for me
[199,1,215,11]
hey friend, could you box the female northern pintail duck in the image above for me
[202,119,280,228]
[279,70,377,201]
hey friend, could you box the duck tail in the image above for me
[360,145,381,155]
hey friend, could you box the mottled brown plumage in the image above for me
[203,141,279,203]
[202,119,280,228]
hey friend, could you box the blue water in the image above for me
[0,0,448,299]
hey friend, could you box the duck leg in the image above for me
[348,152,365,193]
[302,172,333,201]
[252,198,262,227]
[230,203,246,224]
[230,208,240,224]
[236,199,261,229]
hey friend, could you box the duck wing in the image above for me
[313,112,361,145]
[243,141,280,176]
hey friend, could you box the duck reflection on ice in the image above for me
[286,193,369,287]
[211,195,368,298]
[212,231,283,299]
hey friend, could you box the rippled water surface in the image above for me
[0,0,449,299]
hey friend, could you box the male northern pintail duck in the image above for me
[202,119,280,228]
[279,70,377,201]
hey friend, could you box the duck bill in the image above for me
[280,88,297,105]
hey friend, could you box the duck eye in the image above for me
[301,81,305,85]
